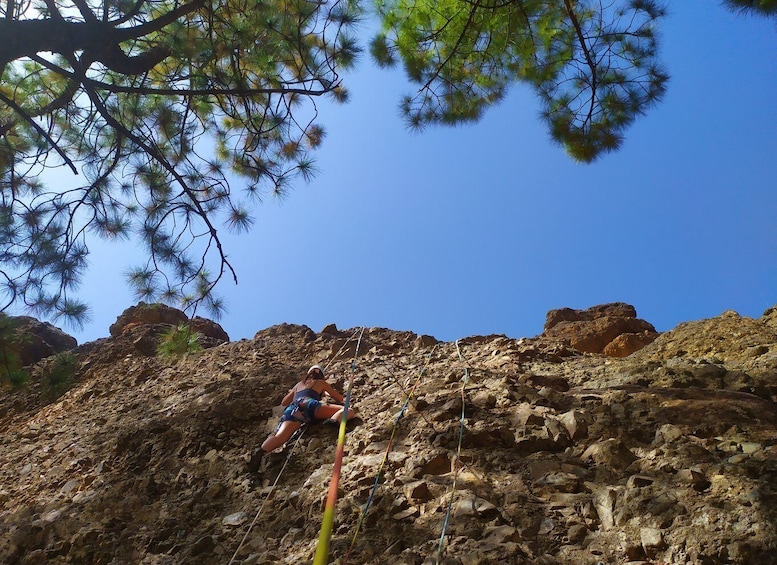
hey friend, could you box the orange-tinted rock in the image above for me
[542,303,658,356]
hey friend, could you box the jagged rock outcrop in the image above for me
[3,316,77,367]
[107,303,230,354]
[0,307,775,565]
[191,316,230,343]
[109,302,189,335]
[542,302,659,357]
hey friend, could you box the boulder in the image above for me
[544,303,637,330]
[190,316,230,342]
[109,303,187,336]
[6,316,77,366]
[109,303,229,342]
[542,303,658,356]
[603,330,658,357]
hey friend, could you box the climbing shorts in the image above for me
[276,397,321,431]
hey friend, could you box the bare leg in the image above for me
[248,420,302,472]
[262,420,302,453]
[314,404,356,423]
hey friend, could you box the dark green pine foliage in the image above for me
[373,0,776,161]
[723,0,777,17]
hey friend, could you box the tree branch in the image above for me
[421,3,479,92]
[0,0,205,66]
[563,0,597,127]
[66,54,239,287]
[109,0,146,25]
[112,0,207,42]
[93,43,171,75]
[30,54,333,98]
[0,90,78,174]
[69,0,99,22]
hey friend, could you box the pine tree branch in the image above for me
[421,3,479,92]
[0,91,78,174]
[29,54,333,97]
[69,0,99,22]
[65,54,240,291]
[563,0,597,128]
[0,0,204,67]
[112,0,147,26]
[111,0,207,42]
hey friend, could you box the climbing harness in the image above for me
[342,344,439,565]
[229,330,484,565]
[436,340,470,565]
[313,326,365,565]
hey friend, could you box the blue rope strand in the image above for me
[342,345,438,565]
[436,341,469,564]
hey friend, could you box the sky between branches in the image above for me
[64,0,777,344]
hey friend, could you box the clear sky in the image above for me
[60,1,777,344]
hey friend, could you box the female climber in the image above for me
[247,364,356,472]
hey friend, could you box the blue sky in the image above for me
[66,1,776,344]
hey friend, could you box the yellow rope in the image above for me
[313,327,365,565]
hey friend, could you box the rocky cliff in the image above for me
[1,304,776,565]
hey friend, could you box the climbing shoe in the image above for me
[246,448,265,473]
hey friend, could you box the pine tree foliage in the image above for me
[1,0,774,329]
[372,0,667,161]
[723,0,777,17]
[0,0,361,325]
[0,313,27,387]
[372,0,775,161]
[41,352,78,399]
[156,324,203,359]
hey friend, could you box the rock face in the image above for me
[542,302,659,357]
[4,316,77,367]
[0,306,776,565]
[109,302,230,343]
[108,302,189,335]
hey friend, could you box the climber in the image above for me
[246,364,357,472]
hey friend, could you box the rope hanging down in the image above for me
[342,344,439,565]
[436,340,469,565]
[313,326,365,565]
[227,327,365,565]
[227,427,307,565]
